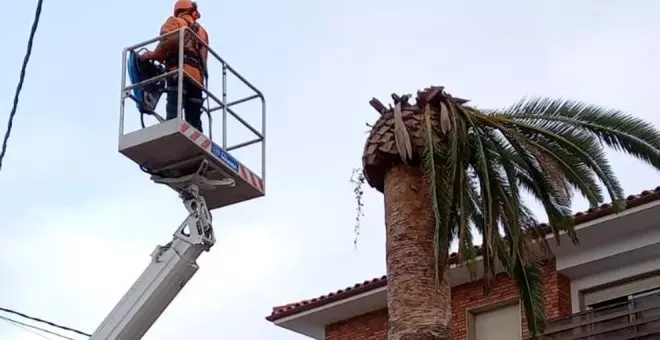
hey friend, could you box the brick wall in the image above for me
[325,260,571,340]
[452,260,572,339]
[326,309,387,340]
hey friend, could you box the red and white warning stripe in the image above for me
[179,122,212,152]
[238,165,264,193]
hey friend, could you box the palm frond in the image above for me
[460,171,481,278]
[512,261,546,338]
[507,119,625,210]
[525,138,602,207]
[410,91,660,339]
[482,122,575,243]
[393,101,413,163]
[421,103,452,282]
[496,97,660,169]
[465,127,497,289]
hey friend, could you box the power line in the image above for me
[1,315,55,340]
[0,315,74,340]
[0,3,88,337]
[0,307,91,337]
[1,315,56,340]
[0,0,44,172]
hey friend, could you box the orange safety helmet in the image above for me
[173,0,200,18]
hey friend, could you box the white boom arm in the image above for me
[91,161,234,340]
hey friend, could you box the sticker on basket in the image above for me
[211,143,239,172]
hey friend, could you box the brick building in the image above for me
[266,187,660,339]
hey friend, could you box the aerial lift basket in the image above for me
[118,27,266,210]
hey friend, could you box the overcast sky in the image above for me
[1,0,659,339]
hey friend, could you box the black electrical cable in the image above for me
[0,5,86,333]
[0,307,91,337]
[0,314,77,340]
[0,0,44,172]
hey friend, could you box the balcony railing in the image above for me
[543,292,660,339]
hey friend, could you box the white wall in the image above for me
[556,226,660,272]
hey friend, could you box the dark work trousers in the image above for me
[165,75,204,133]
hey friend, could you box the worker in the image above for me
[140,0,209,132]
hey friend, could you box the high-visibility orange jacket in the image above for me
[150,14,209,86]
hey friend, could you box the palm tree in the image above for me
[361,86,660,340]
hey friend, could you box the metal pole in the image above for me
[222,63,228,148]
[206,109,213,141]
[208,94,260,112]
[119,49,128,137]
[177,27,185,122]
[226,138,261,151]
[195,87,262,138]
[261,96,266,188]
[124,70,178,92]
[122,30,180,53]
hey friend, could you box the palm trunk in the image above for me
[385,164,452,340]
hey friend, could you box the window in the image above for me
[582,274,660,310]
[469,302,521,340]
[588,295,628,312]
[581,275,660,337]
